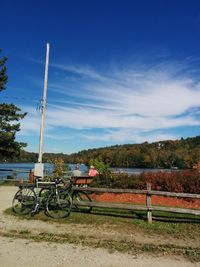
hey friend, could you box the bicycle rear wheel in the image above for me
[72,191,92,212]
[46,191,72,219]
[12,188,36,215]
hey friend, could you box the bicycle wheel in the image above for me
[39,187,51,198]
[72,191,92,212]
[12,187,36,215]
[46,191,72,219]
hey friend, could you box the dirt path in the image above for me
[1,236,197,267]
[0,186,199,267]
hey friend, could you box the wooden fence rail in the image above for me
[72,186,200,198]
[72,183,200,223]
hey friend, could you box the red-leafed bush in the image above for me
[91,170,200,193]
[139,170,200,193]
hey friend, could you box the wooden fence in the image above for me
[72,183,200,223]
[2,173,200,223]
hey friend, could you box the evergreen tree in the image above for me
[0,50,27,161]
[0,50,7,92]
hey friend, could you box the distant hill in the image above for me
[12,135,200,169]
[67,135,200,169]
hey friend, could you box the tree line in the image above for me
[66,136,200,169]
[5,135,200,169]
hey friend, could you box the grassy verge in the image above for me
[4,207,200,238]
[4,207,200,262]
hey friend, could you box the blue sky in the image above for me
[1,0,200,154]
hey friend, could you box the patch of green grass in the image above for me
[131,217,200,239]
[132,219,182,236]
[19,229,31,235]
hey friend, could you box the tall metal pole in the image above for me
[38,43,50,163]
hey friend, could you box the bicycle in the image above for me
[60,177,92,213]
[12,177,72,218]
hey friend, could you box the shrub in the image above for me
[91,172,141,189]
[89,159,110,174]
[140,170,200,193]
[91,170,200,193]
[45,158,68,181]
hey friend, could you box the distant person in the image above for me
[88,165,99,177]
[72,164,82,177]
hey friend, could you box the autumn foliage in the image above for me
[139,170,200,193]
[91,170,200,194]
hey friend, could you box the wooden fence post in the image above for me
[146,183,152,224]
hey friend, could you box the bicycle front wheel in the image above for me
[12,188,36,215]
[46,192,72,219]
[72,191,92,212]
[39,187,51,198]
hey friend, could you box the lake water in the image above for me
[0,163,88,180]
[0,162,174,180]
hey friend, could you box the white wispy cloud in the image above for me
[19,108,41,135]
[50,63,109,82]
[82,129,177,144]
[20,60,200,145]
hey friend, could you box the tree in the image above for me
[0,50,27,160]
[0,50,7,92]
